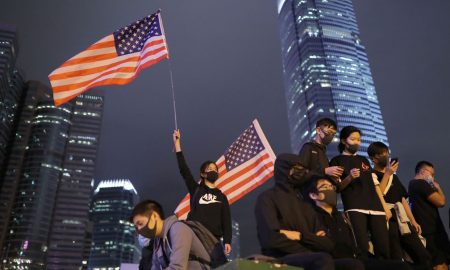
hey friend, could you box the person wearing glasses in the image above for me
[298,118,343,182]
[304,175,411,270]
[409,161,450,270]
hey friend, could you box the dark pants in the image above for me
[388,215,432,269]
[348,211,390,259]
[362,258,413,270]
[423,230,450,267]
[282,252,334,270]
[334,258,365,270]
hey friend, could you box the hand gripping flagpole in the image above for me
[158,9,178,130]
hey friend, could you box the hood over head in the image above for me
[274,153,309,188]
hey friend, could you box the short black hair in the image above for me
[199,160,218,175]
[302,174,336,203]
[338,126,361,153]
[316,118,337,130]
[367,141,389,158]
[130,199,165,223]
[415,161,434,174]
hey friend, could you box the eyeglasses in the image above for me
[317,184,336,191]
[321,128,336,136]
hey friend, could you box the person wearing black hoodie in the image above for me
[255,153,364,270]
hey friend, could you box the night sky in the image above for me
[1,0,449,256]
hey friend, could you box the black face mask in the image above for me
[320,190,337,207]
[345,143,359,154]
[377,156,389,168]
[320,129,334,146]
[288,164,309,188]
[138,214,157,239]
[205,171,219,183]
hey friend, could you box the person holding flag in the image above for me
[173,129,232,260]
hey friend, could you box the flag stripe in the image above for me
[51,48,168,94]
[49,11,169,106]
[50,38,166,81]
[50,45,167,85]
[174,119,276,220]
[53,53,168,105]
[215,153,272,190]
[227,173,273,204]
[56,37,166,70]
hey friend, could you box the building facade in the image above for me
[0,81,103,270]
[0,23,25,184]
[88,179,139,270]
[277,0,389,155]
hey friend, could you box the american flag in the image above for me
[174,119,276,219]
[48,10,169,106]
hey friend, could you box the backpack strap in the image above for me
[161,221,211,266]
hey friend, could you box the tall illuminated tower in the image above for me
[88,179,140,270]
[277,0,389,155]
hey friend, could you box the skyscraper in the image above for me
[88,179,140,270]
[0,81,104,270]
[0,23,25,182]
[277,0,389,155]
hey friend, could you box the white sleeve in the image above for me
[372,173,380,186]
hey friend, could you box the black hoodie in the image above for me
[254,153,334,258]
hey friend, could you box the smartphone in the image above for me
[391,157,399,163]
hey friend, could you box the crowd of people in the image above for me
[129,118,450,270]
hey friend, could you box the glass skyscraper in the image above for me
[277,0,388,155]
[0,81,104,270]
[88,179,140,270]
[0,23,25,183]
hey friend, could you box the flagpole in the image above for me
[158,9,178,130]
[167,58,178,130]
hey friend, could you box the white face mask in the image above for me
[138,234,151,248]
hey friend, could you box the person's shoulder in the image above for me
[170,221,193,236]
[408,179,426,189]
[330,155,343,162]
[355,155,370,163]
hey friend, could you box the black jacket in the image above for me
[313,206,359,259]
[298,141,329,177]
[254,153,334,258]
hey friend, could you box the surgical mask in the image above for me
[138,214,157,239]
[320,190,337,207]
[206,171,219,183]
[138,234,151,248]
[346,143,359,154]
[320,129,334,145]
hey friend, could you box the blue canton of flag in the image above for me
[224,124,264,171]
[113,12,163,55]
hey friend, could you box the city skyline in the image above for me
[0,80,104,269]
[0,0,449,256]
[277,0,388,156]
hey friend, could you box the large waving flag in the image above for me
[175,119,276,219]
[49,10,169,106]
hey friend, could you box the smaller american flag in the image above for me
[174,119,276,219]
[49,10,169,106]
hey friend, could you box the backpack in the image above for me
[162,220,228,268]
